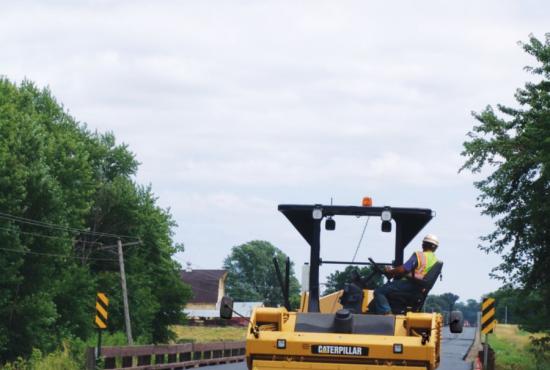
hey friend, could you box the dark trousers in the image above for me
[370,279,420,314]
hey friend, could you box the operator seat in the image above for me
[340,282,364,313]
[390,261,444,314]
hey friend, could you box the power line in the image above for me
[0,211,138,240]
[0,246,118,262]
[0,225,140,264]
[0,211,139,240]
[0,225,104,245]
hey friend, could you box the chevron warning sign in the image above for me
[481,297,496,335]
[95,292,109,330]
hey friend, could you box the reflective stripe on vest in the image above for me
[413,251,437,279]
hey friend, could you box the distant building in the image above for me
[180,266,262,321]
[180,267,227,314]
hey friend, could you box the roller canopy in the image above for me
[278,204,434,313]
[278,205,433,255]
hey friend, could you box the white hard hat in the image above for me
[423,234,439,247]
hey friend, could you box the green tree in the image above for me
[461,34,550,334]
[486,286,547,331]
[424,293,459,313]
[223,240,301,308]
[0,78,191,362]
[424,295,445,313]
[323,265,383,295]
[440,292,460,312]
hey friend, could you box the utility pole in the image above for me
[118,239,133,345]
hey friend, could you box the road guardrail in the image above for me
[85,341,245,370]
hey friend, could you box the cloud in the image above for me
[1,0,547,300]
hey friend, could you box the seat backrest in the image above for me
[340,282,364,314]
[409,261,443,313]
[415,261,443,290]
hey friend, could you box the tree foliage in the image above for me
[424,293,468,325]
[223,240,301,308]
[486,285,547,332]
[424,293,460,313]
[461,34,550,333]
[0,79,191,362]
[323,265,383,295]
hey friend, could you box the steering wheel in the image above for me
[368,258,392,280]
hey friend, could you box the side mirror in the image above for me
[449,310,464,333]
[220,296,234,320]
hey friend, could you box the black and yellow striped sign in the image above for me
[95,292,109,329]
[481,297,496,335]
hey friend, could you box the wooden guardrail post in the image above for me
[85,347,96,370]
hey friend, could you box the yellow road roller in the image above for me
[221,201,463,370]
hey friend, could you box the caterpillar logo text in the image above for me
[312,345,368,356]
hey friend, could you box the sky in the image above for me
[1,0,548,301]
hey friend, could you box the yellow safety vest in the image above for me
[413,251,437,279]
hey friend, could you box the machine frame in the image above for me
[220,201,462,370]
[278,204,434,312]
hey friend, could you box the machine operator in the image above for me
[369,234,439,315]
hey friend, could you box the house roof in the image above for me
[180,269,227,304]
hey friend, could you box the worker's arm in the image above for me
[384,253,418,278]
[384,265,406,278]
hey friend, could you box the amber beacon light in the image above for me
[362,197,373,207]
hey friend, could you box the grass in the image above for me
[0,328,247,369]
[171,325,247,343]
[0,331,133,370]
[487,324,546,370]
[1,346,79,370]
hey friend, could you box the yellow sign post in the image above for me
[481,297,496,369]
[481,297,496,335]
[95,292,109,362]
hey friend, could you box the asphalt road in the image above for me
[439,327,475,370]
[206,327,476,370]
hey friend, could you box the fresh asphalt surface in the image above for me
[440,327,475,370]
[206,327,476,370]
